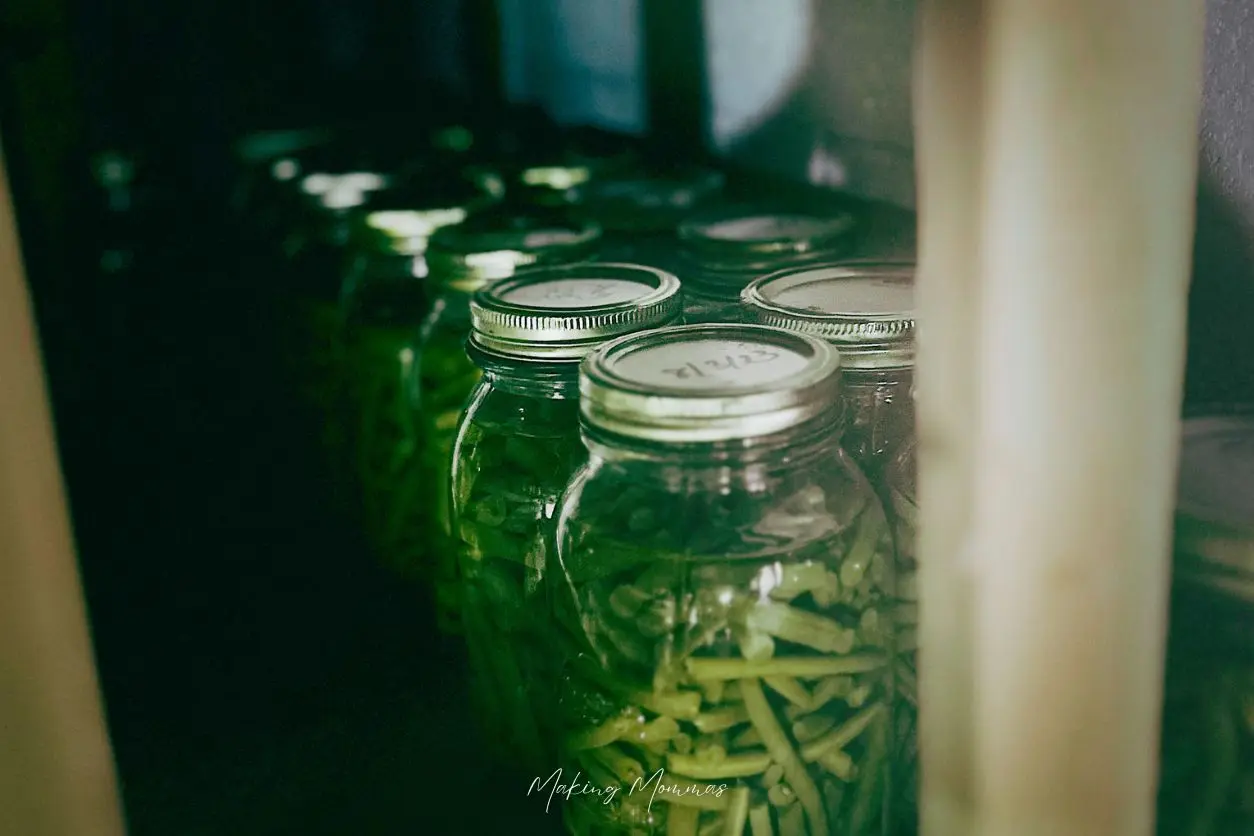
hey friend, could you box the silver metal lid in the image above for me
[363,208,470,255]
[426,214,603,294]
[742,261,916,370]
[301,171,390,198]
[469,263,682,362]
[1174,415,1254,602]
[680,207,857,262]
[580,324,842,443]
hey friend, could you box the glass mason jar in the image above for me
[741,262,918,834]
[1158,413,1254,835]
[741,261,916,479]
[276,180,389,480]
[676,207,860,324]
[453,263,683,777]
[338,178,501,563]
[551,324,899,836]
[401,208,604,631]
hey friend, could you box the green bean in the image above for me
[571,714,640,751]
[686,655,887,682]
[636,690,703,721]
[816,749,857,782]
[800,703,885,763]
[739,679,828,835]
[667,807,700,836]
[693,705,751,734]
[845,712,889,833]
[747,803,775,836]
[767,562,839,604]
[804,676,856,714]
[697,814,727,836]
[593,744,647,786]
[721,787,751,836]
[747,602,857,655]
[791,713,837,745]
[776,801,806,836]
[668,752,772,781]
[763,677,811,709]
[731,726,762,750]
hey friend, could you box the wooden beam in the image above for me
[0,137,126,835]
[971,0,1205,833]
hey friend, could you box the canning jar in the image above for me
[338,181,501,562]
[1158,413,1254,835]
[401,208,603,630]
[275,180,387,476]
[550,324,900,836]
[676,207,860,324]
[741,262,916,479]
[454,263,683,776]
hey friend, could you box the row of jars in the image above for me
[242,132,918,835]
[445,260,918,836]
[238,123,1250,835]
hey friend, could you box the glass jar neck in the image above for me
[582,411,846,486]
[476,355,581,399]
[840,366,915,387]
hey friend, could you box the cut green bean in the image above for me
[816,749,857,782]
[693,705,751,734]
[686,655,887,682]
[593,744,647,786]
[668,752,773,781]
[747,602,857,655]
[570,714,640,751]
[747,803,775,836]
[791,712,838,744]
[721,787,751,836]
[697,815,726,836]
[801,702,886,763]
[766,784,795,808]
[667,806,700,836]
[845,712,889,833]
[637,715,683,745]
[637,689,703,721]
[767,563,839,604]
[731,726,762,749]
[739,679,828,835]
[763,676,812,709]
[776,800,806,836]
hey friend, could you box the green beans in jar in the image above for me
[339,176,502,567]
[550,325,901,836]
[398,207,603,633]
[454,263,683,775]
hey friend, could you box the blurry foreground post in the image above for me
[0,140,126,834]
[973,1,1205,834]
[912,1,985,834]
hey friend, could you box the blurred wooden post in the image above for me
[0,140,126,834]
[912,1,985,834]
[972,1,1205,834]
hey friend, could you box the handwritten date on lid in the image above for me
[769,273,914,316]
[500,278,655,309]
[613,339,812,390]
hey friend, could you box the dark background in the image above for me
[0,0,1251,833]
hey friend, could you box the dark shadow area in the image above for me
[1185,165,1254,406]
